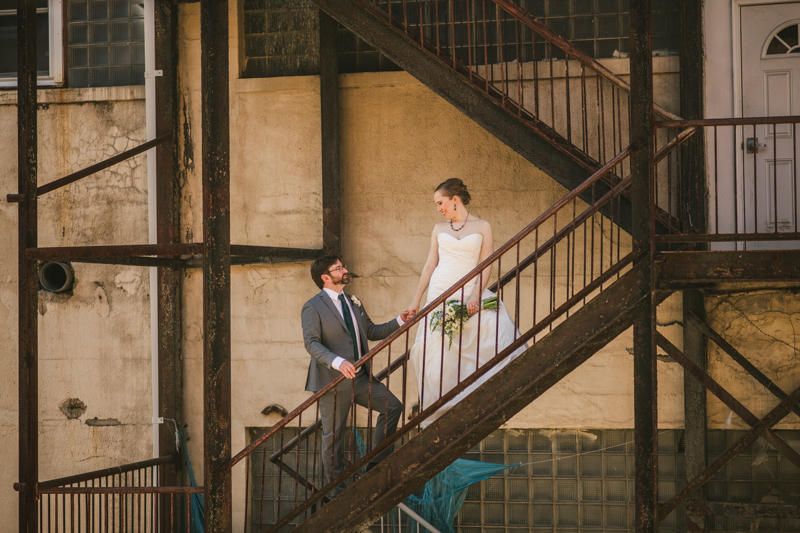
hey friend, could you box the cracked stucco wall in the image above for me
[0,87,154,529]
[705,291,800,430]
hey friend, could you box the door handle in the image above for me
[743,137,767,154]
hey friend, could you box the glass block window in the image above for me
[457,429,686,532]
[241,0,320,78]
[517,0,679,59]
[67,0,145,87]
[706,429,800,532]
[0,0,63,85]
[240,0,679,78]
[766,22,800,56]
[249,427,800,531]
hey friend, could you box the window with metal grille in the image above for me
[0,0,64,86]
[241,0,321,78]
[519,0,679,60]
[240,0,679,79]
[66,0,145,88]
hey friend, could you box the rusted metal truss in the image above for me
[657,333,800,470]
[656,250,800,291]
[661,384,800,518]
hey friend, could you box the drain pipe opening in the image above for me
[39,262,74,293]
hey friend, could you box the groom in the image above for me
[301,255,408,494]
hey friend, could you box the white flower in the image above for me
[350,295,362,307]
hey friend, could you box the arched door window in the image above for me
[764,21,800,57]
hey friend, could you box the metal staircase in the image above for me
[230,139,654,532]
[309,0,680,223]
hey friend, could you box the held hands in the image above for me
[338,360,357,379]
[403,301,420,321]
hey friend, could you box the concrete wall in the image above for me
[0,87,155,529]
[705,290,800,430]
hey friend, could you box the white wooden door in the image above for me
[740,2,800,247]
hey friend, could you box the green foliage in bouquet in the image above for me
[429,296,499,348]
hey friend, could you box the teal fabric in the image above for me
[177,424,205,533]
[352,431,514,533]
[393,459,515,533]
[339,293,362,360]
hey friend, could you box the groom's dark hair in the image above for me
[311,254,341,289]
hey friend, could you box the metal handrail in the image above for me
[38,454,178,489]
[489,0,680,122]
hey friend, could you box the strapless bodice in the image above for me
[426,232,483,303]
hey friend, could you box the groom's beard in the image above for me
[332,273,351,286]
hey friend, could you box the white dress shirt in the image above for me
[322,288,404,370]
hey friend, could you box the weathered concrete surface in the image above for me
[705,291,800,429]
[0,87,154,529]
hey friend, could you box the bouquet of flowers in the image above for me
[429,296,499,348]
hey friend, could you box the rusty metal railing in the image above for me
[226,142,654,531]
[350,0,678,176]
[654,116,800,247]
[26,455,200,532]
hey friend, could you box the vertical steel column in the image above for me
[17,1,39,531]
[155,0,182,527]
[201,0,232,531]
[629,0,658,531]
[320,11,341,256]
[679,2,707,529]
[679,0,706,239]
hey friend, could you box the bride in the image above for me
[406,179,526,426]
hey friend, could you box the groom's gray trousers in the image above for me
[320,369,403,487]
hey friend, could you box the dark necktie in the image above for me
[338,293,361,361]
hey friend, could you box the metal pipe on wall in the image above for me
[144,0,161,466]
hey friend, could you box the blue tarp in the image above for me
[177,425,205,533]
[353,430,515,533]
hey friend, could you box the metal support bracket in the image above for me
[145,70,163,78]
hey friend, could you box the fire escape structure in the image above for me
[10,0,800,532]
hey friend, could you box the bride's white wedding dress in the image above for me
[410,232,527,427]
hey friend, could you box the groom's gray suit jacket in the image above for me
[302,290,400,392]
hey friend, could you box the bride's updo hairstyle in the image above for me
[435,178,471,205]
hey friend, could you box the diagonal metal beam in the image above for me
[686,311,800,419]
[656,333,800,471]
[293,261,658,533]
[659,383,800,519]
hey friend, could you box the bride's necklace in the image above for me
[450,213,469,232]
